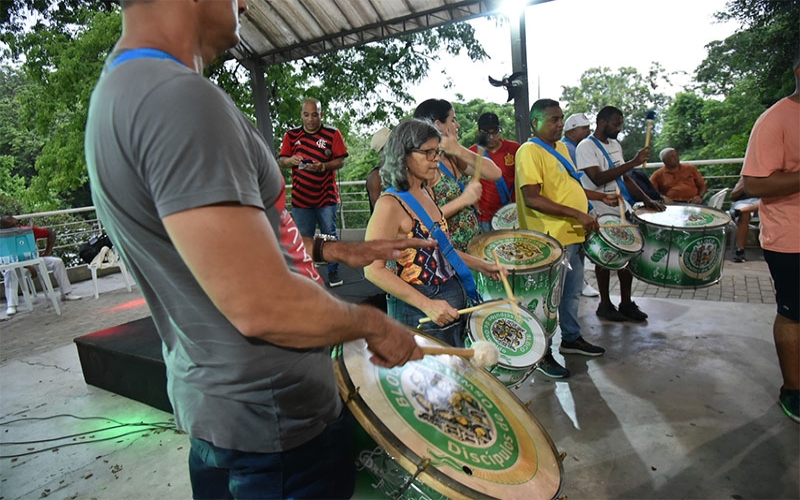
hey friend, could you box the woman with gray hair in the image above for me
[364,118,504,347]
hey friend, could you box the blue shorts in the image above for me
[387,276,468,347]
[764,249,799,322]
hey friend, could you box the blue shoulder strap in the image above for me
[588,136,634,205]
[438,161,479,217]
[108,48,186,70]
[529,138,593,211]
[482,149,512,205]
[385,187,480,304]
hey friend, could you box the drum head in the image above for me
[491,204,518,231]
[467,230,564,271]
[467,302,547,370]
[334,336,563,500]
[596,214,644,253]
[633,204,731,229]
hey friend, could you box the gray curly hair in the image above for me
[380,118,442,192]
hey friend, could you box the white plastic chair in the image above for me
[708,188,730,210]
[89,246,133,299]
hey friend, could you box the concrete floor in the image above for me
[1,256,798,499]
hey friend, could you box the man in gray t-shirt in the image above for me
[85,1,425,497]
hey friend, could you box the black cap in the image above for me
[477,112,500,131]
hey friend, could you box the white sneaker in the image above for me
[5,306,16,316]
[61,293,82,301]
[581,282,600,297]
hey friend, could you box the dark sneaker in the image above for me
[779,388,800,423]
[534,353,571,379]
[596,302,627,322]
[733,248,746,263]
[618,301,648,322]
[328,271,343,288]
[560,337,605,357]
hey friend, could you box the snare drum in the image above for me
[465,302,547,388]
[583,214,644,270]
[630,204,731,288]
[467,230,566,337]
[334,335,563,500]
[491,203,518,231]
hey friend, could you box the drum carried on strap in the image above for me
[465,301,547,388]
[491,203,518,231]
[334,335,563,500]
[583,214,644,270]
[467,230,566,338]
[629,204,731,288]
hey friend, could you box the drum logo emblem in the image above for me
[492,240,546,265]
[488,317,526,352]
[680,236,720,278]
[379,360,521,472]
[606,227,635,246]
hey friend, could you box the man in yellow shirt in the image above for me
[516,98,620,378]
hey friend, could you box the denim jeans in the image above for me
[387,277,468,347]
[292,205,339,275]
[188,408,355,499]
[558,244,584,344]
[479,221,493,234]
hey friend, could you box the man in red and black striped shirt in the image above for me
[279,99,349,287]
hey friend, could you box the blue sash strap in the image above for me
[108,48,186,70]
[588,136,635,205]
[438,162,479,217]
[482,150,512,205]
[386,187,481,304]
[529,138,593,212]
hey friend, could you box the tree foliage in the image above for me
[559,64,672,162]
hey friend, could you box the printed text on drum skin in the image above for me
[382,365,521,469]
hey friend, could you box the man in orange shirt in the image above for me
[742,57,800,423]
[650,148,707,204]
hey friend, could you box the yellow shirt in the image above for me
[515,140,589,246]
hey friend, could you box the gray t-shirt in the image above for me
[85,54,340,453]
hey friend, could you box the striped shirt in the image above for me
[279,125,348,208]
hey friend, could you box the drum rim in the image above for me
[333,336,564,499]
[632,203,732,229]
[467,229,565,270]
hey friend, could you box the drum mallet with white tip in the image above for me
[419,341,500,369]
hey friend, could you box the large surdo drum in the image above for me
[583,214,644,270]
[334,335,563,499]
[467,230,566,338]
[630,204,731,288]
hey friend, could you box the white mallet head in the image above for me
[470,340,500,368]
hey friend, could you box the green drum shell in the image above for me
[630,204,731,289]
[464,303,547,388]
[583,214,644,270]
[467,230,566,338]
[491,203,518,231]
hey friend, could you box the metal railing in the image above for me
[10,158,745,267]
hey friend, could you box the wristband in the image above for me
[312,234,336,264]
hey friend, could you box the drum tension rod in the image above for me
[392,458,431,499]
[343,386,360,404]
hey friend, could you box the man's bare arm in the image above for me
[743,172,800,198]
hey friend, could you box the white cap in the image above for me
[564,113,591,132]
[370,127,391,152]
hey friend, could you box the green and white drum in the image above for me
[465,302,547,388]
[467,230,566,338]
[630,204,731,288]
[491,203,518,231]
[583,213,644,270]
[334,335,563,500]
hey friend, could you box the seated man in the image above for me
[729,177,760,263]
[2,215,81,316]
[650,148,707,204]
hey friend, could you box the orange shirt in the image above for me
[649,163,706,202]
[742,97,800,253]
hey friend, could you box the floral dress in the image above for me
[432,161,481,252]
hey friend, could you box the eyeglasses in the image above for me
[479,129,501,137]
[412,148,445,161]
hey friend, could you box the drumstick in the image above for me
[493,250,522,323]
[420,341,499,368]
[473,146,484,181]
[572,223,638,229]
[615,184,626,221]
[642,110,656,170]
[417,299,515,324]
